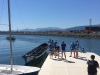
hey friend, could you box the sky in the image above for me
[0,0,100,31]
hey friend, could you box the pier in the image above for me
[38,52,100,75]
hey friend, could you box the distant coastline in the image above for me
[0,31,100,39]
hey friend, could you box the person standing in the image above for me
[75,40,79,58]
[87,55,99,75]
[51,40,56,58]
[55,45,60,59]
[53,40,58,58]
[48,42,53,59]
[69,42,75,57]
[54,40,58,46]
[61,41,67,60]
[48,39,52,45]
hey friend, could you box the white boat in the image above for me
[0,0,40,75]
[0,64,40,75]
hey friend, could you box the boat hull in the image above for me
[19,71,39,75]
[25,52,48,66]
[6,37,15,40]
[0,64,40,75]
[22,43,48,66]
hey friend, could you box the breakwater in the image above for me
[0,31,100,39]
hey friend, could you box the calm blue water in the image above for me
[0,35,100,66]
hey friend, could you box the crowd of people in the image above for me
[48,39,81,60]
[48,39,67,60]
[48,39,99,75]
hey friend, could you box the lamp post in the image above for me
[89,19,92,33]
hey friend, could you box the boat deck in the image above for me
[0,64,40,75]
[38,52,100,75]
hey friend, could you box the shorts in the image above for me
[49,49,52,51]
[62,50,66,52]
[75,48,79,50]
[71,49,74,50]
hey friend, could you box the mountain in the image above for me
[20,28,35,31]
[19,27,64,32]
[66,26,86,31]
[18,24,100,32]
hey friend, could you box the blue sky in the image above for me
[0,0,100,31]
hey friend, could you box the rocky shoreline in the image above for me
[0,31,100,39]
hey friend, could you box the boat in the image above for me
[22,43,48,66]
[0,0,40,74]
[6,36,15,40]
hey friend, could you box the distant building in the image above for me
[84,26,100,32]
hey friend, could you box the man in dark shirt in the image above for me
[87,55,99,75]
[61,41,67,60]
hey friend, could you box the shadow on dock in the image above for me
[67,60,75,63]
[52,59,75,63]
[77,56,87,61]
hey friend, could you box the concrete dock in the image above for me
[38,52,100,75]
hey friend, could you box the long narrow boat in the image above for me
[22,43,48,66]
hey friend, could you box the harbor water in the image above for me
[0,34,100,67]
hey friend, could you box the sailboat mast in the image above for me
[8,0,13,72]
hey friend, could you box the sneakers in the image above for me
[64,59,67,62]
[69,56,72,57]
[57,58,60,61]
[73,56,75,58]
